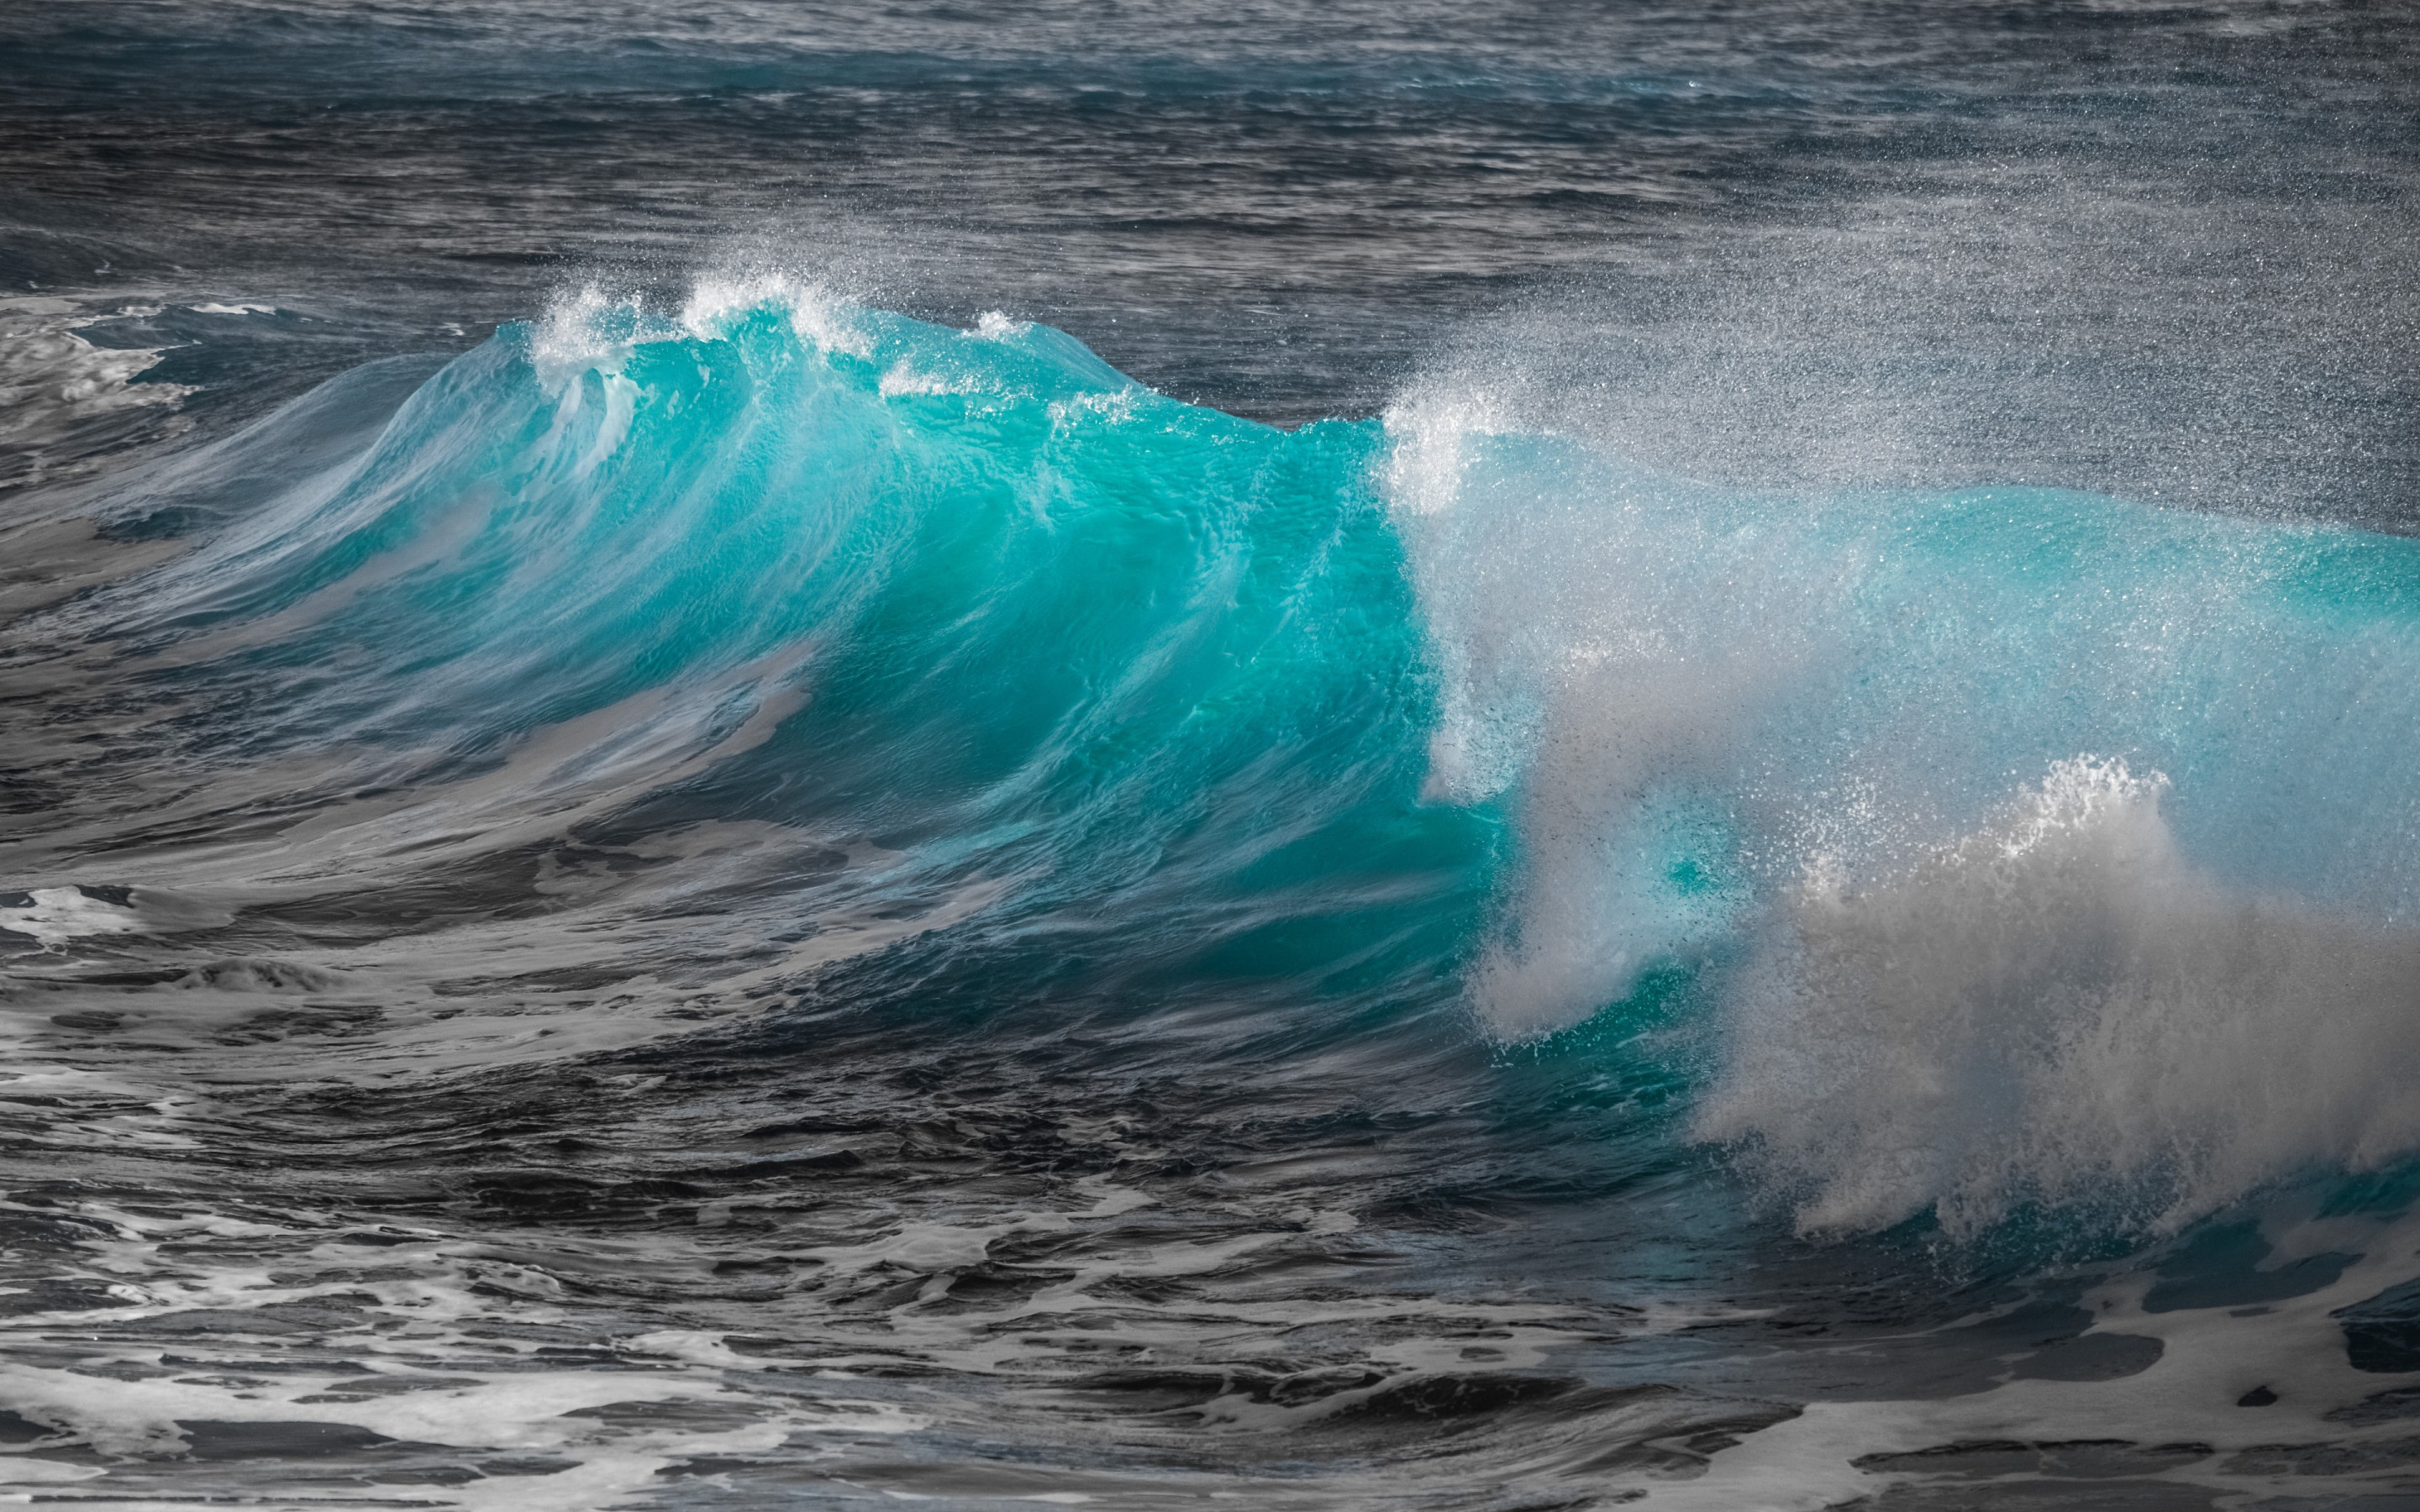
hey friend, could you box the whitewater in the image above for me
[6,1,2420,1507]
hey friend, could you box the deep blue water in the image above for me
[4,4,2420,1508]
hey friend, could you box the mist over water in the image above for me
[5,3,2420,1508]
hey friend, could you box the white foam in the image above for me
[1045,388,1137,426]
[1379,390,1545,810]
[0,887,146,948]
[679,271,871,359]
[1381,386,1511,524]
[530,273,876,395]
[529,282,641,386]
[879,359,977,397]
[1696,756,2420,1236]
[1385,390,2420,1230]
[1381,398,1828,1038]
[0,300,195,487]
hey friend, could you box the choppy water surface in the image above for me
[5,3,2420,1508]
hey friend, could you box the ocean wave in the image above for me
[27,276,2420,1245]
[1388,362,2420,1234]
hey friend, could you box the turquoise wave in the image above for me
[87,281,2420,1239]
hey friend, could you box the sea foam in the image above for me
[1698,756,2420,1236]
[1386,381,2420,1234]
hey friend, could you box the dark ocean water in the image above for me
[5,3,2420,1508]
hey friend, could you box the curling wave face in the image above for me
[22,279,1481,1056]
[10,280,2420,1504]
[28,278,2420,1233]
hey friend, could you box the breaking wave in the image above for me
[25,275,2420,1243]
